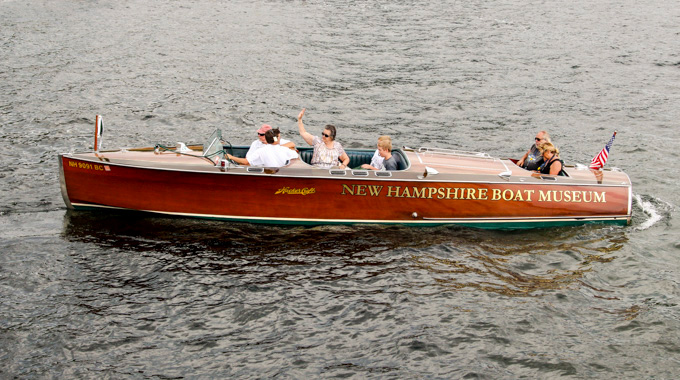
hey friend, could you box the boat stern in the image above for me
[58,154,73,209]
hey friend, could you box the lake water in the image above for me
[1,0,679,378]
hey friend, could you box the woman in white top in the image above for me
[296,108,350,169]
[227,130,298,167]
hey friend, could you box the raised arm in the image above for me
[297,108,315,146]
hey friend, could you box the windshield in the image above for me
[202,129,223,159]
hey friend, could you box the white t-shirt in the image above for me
[248,144,299,167]
[246,140,265,161]
[370,149,385,170]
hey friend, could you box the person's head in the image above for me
[322,125,337,141]
[271,128,281,144]
[377,137,392,157]
[264,130,275,144]
[257,124,272,143]
[539,142,559,159]
[535,131,551,147]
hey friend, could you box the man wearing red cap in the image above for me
[246,124,272,161]
[227,127,298,167]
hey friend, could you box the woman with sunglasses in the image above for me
[297,108,350,169]
[518,130,551,170]
[537,142,566,176]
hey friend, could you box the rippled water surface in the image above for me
[1,0,679,378]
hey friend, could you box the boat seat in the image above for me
[299,148,407,170]
[392,151,408,170]
[299,149,375,168]
[347,151,374,168]
[300,149,314,164]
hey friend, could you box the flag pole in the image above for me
[94,115,103,152]
[589,130,617,170]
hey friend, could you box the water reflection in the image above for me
[61,209,454,256]
[61,210,629,299]
[411,225,629,297]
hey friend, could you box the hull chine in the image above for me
[69,201,631,229]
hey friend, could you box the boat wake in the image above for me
[633,193,674,230]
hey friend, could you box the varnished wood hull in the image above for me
[59,149,632,229]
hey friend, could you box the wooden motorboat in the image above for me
[58,121,632,229]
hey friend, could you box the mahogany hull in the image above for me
[59,152,632,229]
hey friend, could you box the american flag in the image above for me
[589,131,617,170]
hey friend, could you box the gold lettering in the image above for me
[552,190,563,202]
[583,191,593,203]
[69,161,77,167]
[277,187,317,195]
[564,190,572,202]
[466,188,477,200]
[448,187,461,200]
[412,187,426,198]
[513,190,524,202]
[341,184,355,195]
[342,183,604,204]
[538,190,552,202]
[367,185,383,197]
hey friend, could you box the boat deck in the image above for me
[67,145,631,187]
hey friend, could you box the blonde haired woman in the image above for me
[538,142,566,176]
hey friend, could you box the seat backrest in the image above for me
[392,150,408,170]
[347,151,374,168]
[297,148,408,170]
[299,149,314,164]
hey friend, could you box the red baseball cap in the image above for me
[257,124,272,134]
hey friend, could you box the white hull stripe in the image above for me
[70,202,630,224]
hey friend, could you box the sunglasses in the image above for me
[322,133,331,138]
[258,133,266,136]
[535,137,542,141]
